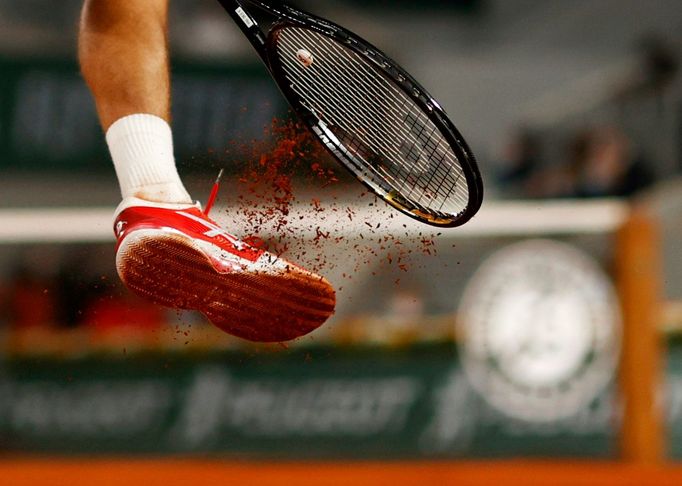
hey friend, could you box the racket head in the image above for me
[263,20,483,227]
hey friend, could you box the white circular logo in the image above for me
[457,239,621,422]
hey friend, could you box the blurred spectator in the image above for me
[571,126,654,198]
[615,34,679,103]
[54,257,99,329]
[4,264,57,329]
[0,247,168,338]
[497,124,655,200]
[496,128,579,199]
[0,277,7,329]
[495,129,541,198]
[82,282,166,336]
[522,164,576,200]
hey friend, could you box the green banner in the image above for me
[0,344,618,458]
[0,57,284,172]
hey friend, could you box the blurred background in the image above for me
[1,0,682,482]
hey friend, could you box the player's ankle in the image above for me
[125,183,192,204]
[106,113,191,204]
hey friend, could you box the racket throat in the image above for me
[216,0,268,56]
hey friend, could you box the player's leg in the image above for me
[77,0,335,341]
[79,0,190,203]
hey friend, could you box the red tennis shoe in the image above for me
[113,197,335,342]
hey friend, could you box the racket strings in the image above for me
[278,52,423,195]
[278,35,458,212]
[274,27,469,216]
[280,33,450,199]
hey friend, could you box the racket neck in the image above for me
[216,0,268,59]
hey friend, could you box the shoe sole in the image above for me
[116,229,336,342]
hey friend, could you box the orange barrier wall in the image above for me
[2,459,682,486]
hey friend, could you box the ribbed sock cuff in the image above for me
[106,114,191,203]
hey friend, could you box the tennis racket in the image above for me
[216,0,483,227]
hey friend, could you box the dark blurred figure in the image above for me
[54,257,98,329]
[615,34,679,104]
[4,264,57,329]
[571,126,654,198]
[497,128,581,199]
[640,36,679,92]
[0,277,7,329]
[496,129,542,197]
[52,257,165,335]
[82,288,165,336]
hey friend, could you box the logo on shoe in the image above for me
[115,220,127,239]
[177,212,247,250]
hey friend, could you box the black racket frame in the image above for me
[216,0,483,227]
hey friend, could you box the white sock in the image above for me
[106,114,192,204]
